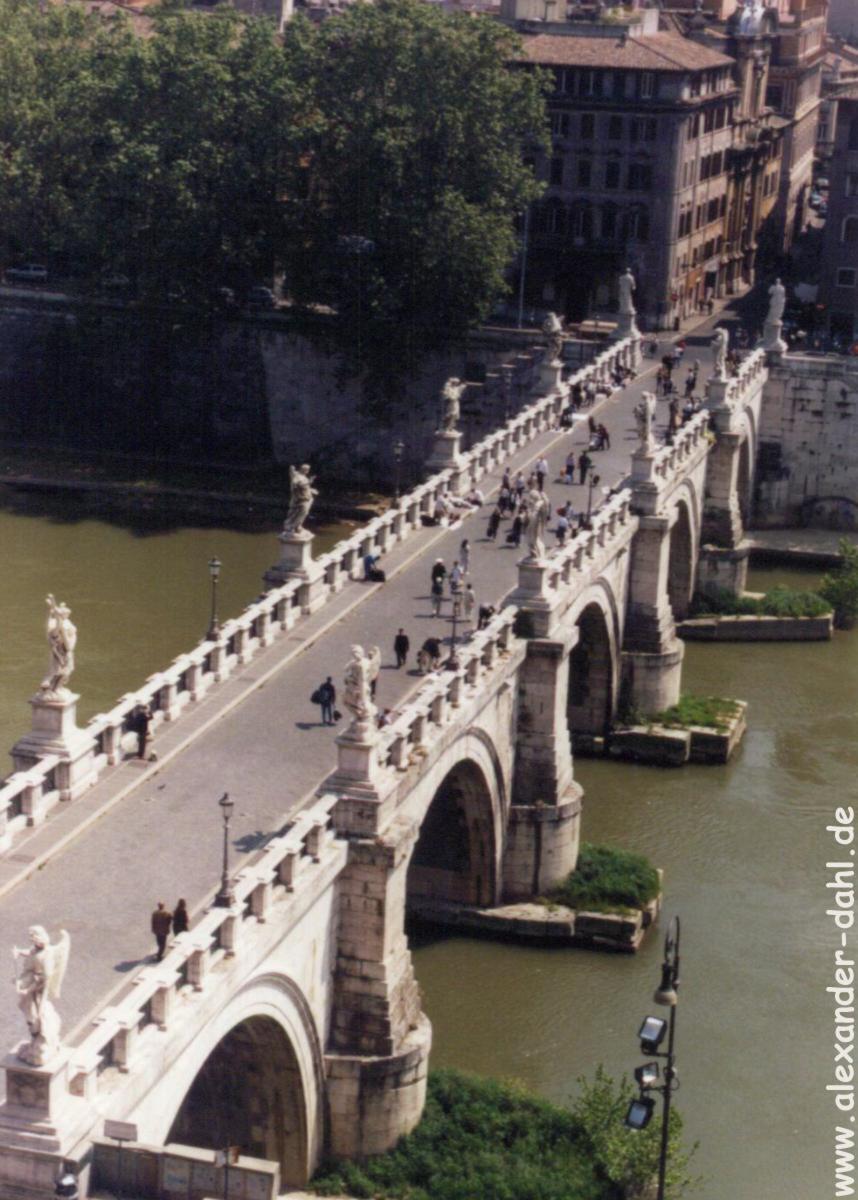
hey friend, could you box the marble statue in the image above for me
[767,278,786,325]
[542,311,564,362]
[618,267,636,316]
[282,464,318,536]
[440,378,466,433]
[633,392,657,452]
[711,327,729,380]
[525,487,550,559]
[343,644,378,734]
[40,595,77,697]
[13,926,70,1066]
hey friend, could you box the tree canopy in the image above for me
[0,0,546,393]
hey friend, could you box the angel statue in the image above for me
[711,326,729,380]
[343,644,379,737]
[618,267,636,316]
[40,595,77,697]
[440,377,466,433]
[525,487,551,560]
[542,311,564,362]
[12,926,70,1066]
[282,464,318,537]
[633,392,657,452]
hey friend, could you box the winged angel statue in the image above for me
[13,926,71,1065]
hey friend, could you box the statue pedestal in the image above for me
[762,318,787,356]
[425,429,463,476]
[613,311,639,342]
[11,692,96,801]
[536,356,563,396]
[631,445,657,485]
[0,1048,93,1157]
[264,530,325,613]
[507,556,556,637]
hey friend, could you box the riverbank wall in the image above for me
[0,290,555,485]
[756,354,858,529]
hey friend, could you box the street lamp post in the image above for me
[393,440,405,502]
[214,792,235,908]
[207,556,222,641]
[625,915,681,1200]
[586,473,601,524]
[448,595,461,670]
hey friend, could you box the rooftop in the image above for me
[520,30,735,72]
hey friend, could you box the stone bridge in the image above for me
[0,338,768,1199]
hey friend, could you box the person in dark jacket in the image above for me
[318,677,336,725]
[133,703,151,759]
[172,899,189,936]
[393,629,410,668]
[151,902,172,962]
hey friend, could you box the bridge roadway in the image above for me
[0,335,715,1085]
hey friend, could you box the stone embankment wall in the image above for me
[0,291,557,482]
[757,355,858,528]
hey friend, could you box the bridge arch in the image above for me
[666,483,700,622]
[737,405,758,527]
[564,581,622,737]
[136,972,325,1188]
[404,729,506,909]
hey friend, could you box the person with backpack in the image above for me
[314,676,336,725]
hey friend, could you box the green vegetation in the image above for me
[690,585,831,618]
[0,0,547,401]
[311,1067,695,1199]
[547,843,661,913]
[820,539,858,629]
[653,694,740,731]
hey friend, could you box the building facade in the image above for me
[518,9,783,328]
[818,84,858,345]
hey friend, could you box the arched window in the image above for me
[843,216,858,245]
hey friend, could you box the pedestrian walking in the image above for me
[172,899,189,937]
[464,584,476,625]
[511,511,524,547]
[565,451,576,484]
[431,577,444,617]
[317,676,336,725]
[597,423,610,450]
[499,485,512,514]
[556,514,569,546]
[459,539,471,575]
[421,636,442,672]
[394,628,410,668]
[514,471,526,501]
[449,560,463,594]
[133,702,152,760]
[684,370,696,398]
[579,451,593,485]
[487,507,501,540]
[535,456,549,490]
[431,558,446,588]
[151,902,172,962]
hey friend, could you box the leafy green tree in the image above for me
[279,0,547,404]
[819,538,858,629]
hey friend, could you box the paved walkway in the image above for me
[0,325,719,1074]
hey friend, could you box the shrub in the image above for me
[690,585,830,619]
[653,694,739,731]
[820,539,858,629]
[548,843,660,912]
[310,1069,614,1199]
[570,1066,698,1200]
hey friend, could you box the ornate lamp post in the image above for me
[207,556,222,641]
[586,473,601,524]
[393,440,405,501]
[214,791,235,908]
[625,915,681,1200]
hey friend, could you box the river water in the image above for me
[0,504,851,1200]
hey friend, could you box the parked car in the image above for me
[5,263,48,284]
[247,286,277,310]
